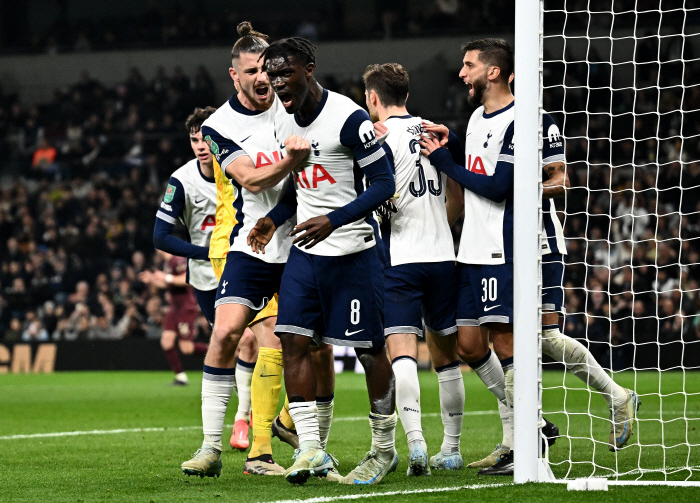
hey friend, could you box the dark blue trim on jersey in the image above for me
[295,88,328,127]
[153,219,209,260]
[197,160,215,183]
[327,155,394,229]
[482,100,514,119]
[200,125,243,169]
[386,114,413,120]
[229,93,264,116]
[267,177,297,228]
[229,177,245,247]
[154,176,209,261]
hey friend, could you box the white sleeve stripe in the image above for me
[221,150,247,170]
[498,154,515,164]
[156,211,177,224]
[357,148,386,168]
[542,154,566,165]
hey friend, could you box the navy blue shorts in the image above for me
[194,288,217,326]
[456,262,513,326]
[384,261,457,337]
[275,246,385,348]
[214,251,285,312]
[542,253,565,313]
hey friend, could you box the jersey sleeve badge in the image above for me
[164,184,176,203]
[204,135,220,155]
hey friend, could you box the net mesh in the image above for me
[541,0,700,481]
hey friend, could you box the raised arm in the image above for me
[201,125,309,194]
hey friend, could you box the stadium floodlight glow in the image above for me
[513,0,700,488]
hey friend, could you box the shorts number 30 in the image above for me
[481,278,497,302]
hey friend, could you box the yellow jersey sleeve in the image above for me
[209,159,238,260]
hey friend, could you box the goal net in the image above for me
[539,0,700,482]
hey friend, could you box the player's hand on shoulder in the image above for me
[373,121,389,145]
[247,217,277,254]
[290,215,333,249]
[283,135,310,162]
[419,131,444,157]
[421,121,449,146]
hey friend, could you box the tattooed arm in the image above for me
[542,162,569,199]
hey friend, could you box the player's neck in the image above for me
[378,105,409,123]
[199,161,214,179]
[482,86,514,115]
[296,80,324,124]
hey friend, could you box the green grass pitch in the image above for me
[1,370,699,502]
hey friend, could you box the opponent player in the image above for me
[181,23,332,479]
[252,37,398,486]
[140,250,208,385]
[362,63,466,475]
[420,38,640,475]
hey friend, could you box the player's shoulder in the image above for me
[467,105,486,128]
[201,99,234,134]
[326,90,364,116]
[384,114,422,148]
[170,158,199,186]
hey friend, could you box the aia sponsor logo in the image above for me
[294,165,337,189]
[256,151,282,167]
[201,215,215,231]
[467,154,487,175]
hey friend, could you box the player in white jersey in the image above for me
[181,23,331,479]
[421,38,640,474]
[362,63,466,476]
[248,37,398,485]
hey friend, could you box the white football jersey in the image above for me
[381,115,455,266]
[541,113,567,256]
[156,159,218,291]
[201,95,294,264]
[273,90,386,257]
[457,102,515,265]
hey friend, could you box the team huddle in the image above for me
[147,22,641,485]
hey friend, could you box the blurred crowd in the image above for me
[2,0,512,55]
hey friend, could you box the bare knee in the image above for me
[178,339,194,354]
[160,330,176,351]
[210,322,243,352]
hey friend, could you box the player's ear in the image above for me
[305,62,316,78]
[488,66,501,83]
[229,66,239,84]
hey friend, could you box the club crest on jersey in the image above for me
[204,135,219,155]
[358,120,377,149]
[164,184,176,203]
[483,131,493,148]
[311,141,320,156]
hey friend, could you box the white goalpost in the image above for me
[514,0,700,487]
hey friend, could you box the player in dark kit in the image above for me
[140,251,208,384]
[249,38,398,485]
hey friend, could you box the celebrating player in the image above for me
[420,38,640,475]
[251,37,398,486]
[181,23,335,479]
[363,63,466,475]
